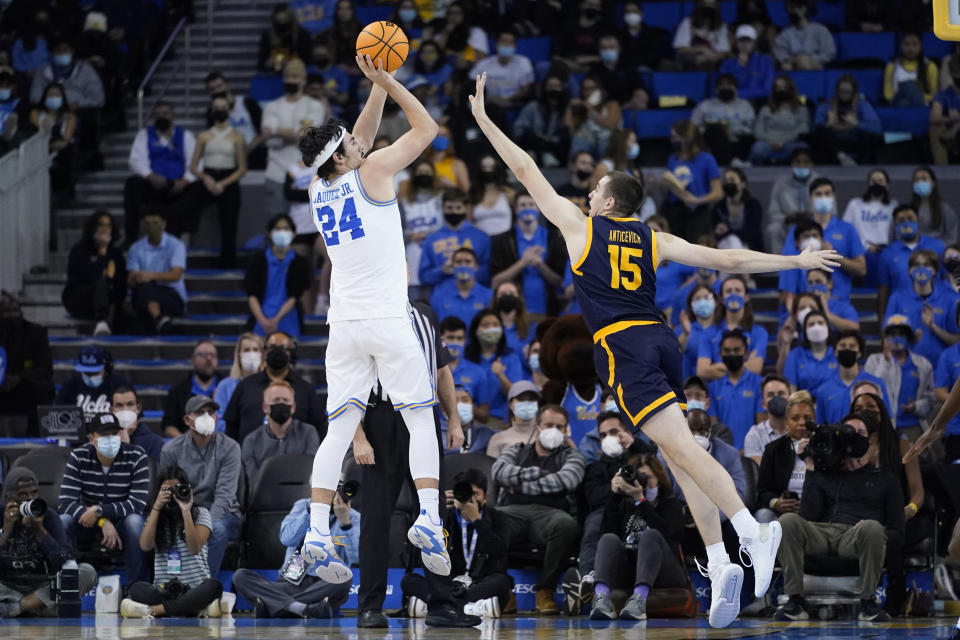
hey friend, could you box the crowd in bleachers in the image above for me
[2,0,960,626]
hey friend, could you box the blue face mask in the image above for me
[910,265,934,284]
[399,8,417,22]
[627,143,640,159]
[82,373,104,388]
[96,434,121,458]
[513,400,538,421]
[454,265,476,281]
[528,353,540,372]
[897,220,919,242]
[496,45,515,58]
[53,54,73,66]
[793,167,811,181]
[691,297,715,319]
[600,49,619,63]
[913,180,932,197]
[432,136,450,152]
[888,335,909,351]
[813,196,834,215]
[807,282,829,295]
[517,208,539,224]
[686,399,706,412]
[45,96,63,110]
[446,343,464,359]
[723,293,745,312]
[0,88,10,101]
[457,402,474,425]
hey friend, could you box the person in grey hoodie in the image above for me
[774,0,836,70]
[750,75,810,166]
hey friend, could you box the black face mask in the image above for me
[444,213,466,227]
[269,403,293,424]
[788,11,803,25]
[722,182,739,197]
[412,174,434,189]
[266,346,290,371]
[314,56,331,68]
[837,349,859,368]
[212,109,229,123]
[497,294,520,312]
[717,87,735,102]
[867,183,887,199]
[722,354,744,372]
[546,89,564,102]
[575,169,592,182]
[274,20,291,32]
[670,139,683,151]
[195,370,214,383]
[701,6,718,20]
[766,394,788,418]
[837,97,853,108]
[773,89,791,102]
[283,82,300,95]
[211,91,229,101]
[582,8,601,20]
[479,170,497,183]
[155,117,172,131]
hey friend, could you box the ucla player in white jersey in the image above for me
[297,55,451,583]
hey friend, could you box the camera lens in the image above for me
[453,481,474,504]
[619,465,635,483]
[338,480,360,499]
[174,483,191,500]
[19,498,47,518]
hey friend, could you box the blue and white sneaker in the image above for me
[407,510,451,576]
[301,527,352,584]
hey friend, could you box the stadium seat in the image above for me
[249,75,283,105]
[877,107,930,136]
[516,37,552,64]
[835,32,896,65]
[922,32,954,61]
[651,72,708,104]
[640,2,683,30]
[440,452,496,502]
[810,1,845,28]
[826,69,883,103]
[787,70,827,103]
[354,5,393,25]
[12,446,72,508]
[767,0,788,27]
[679,1,736,24]
[242,454,313,569]
[741,456,759,513]
[634,109,694,139]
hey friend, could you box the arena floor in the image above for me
[2,615,958,639]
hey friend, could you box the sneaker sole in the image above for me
[620,611,647,621]
[407,525,452,576]
[753,521,782,598]
[709,564,743,629]
[304,542,352,584]
[589,608,616,621]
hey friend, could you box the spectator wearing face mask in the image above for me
[682,376,734,446]
[883,250,959,367]
[672,0,731,70]
[485,381,543,458]
[773,0,835,70]
[697,275,768,381]
[781,310,838,392]
[59,413,149,586]
[430,248,492,328]
[878,205,947,315]
[865,315,936,442]
[661,120,722,242]
[257,4,312,72]
[513,74,572,168]
[666,254,718,326]
[55,345,132,420]
[691,74,755,166]
[677,285,719,381]
[491,283,537,358]
[466,310,526,424]
[526,340,548,389]
[419,188,491,288]
[909,166,959,241]
[402,159,445,297]
[710,168,763,251]
[241,381,320,488]
[204,71,264,168]
[744,375,791,465]
[841,169,897,282]
[765,147,817,254]
[245,214,311,339]
[162,340,221,438]
[468,31,534,111]
[492,403,584,614]
[224,331,325,443]
[804,269,860,333]
[443,386,494,455]
[589,34,645,103]
[160,395,242,576]
[112,386,165,461]
[708,330,764,448]
[930,57,960,165]
[815,330,891,424]
[440,316,491,424]
[556,151,596,215]
[813,74,882,166]
[749,76,810,167]
[213,333,265,432]
[617,2,671,72]
[470,154,515,236]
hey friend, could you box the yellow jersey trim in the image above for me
[618,389,677,426]
[593,320,660,344]
[651,229,658,273]
[571,217,593,276]
[608,217,637,222]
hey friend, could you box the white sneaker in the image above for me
[739,521,782,598]
[407,510,451,576]
[199,599,221,618]
[698,560,743,629]
[936,564,959,600]
[93,321,111,336]
[407,596,428,618]
[464,597,500,619]
[301,527,352,584]
[120,598,154,619]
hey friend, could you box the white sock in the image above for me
[286,601,307,616]
[730,508,760,540]
[417,488,440,524]
[310,503,331,535]
[706,542,729,567]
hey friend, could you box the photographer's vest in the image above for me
[147,125,186,181]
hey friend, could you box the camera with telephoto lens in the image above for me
[19,498,47,518]
[337,480,360,500]
[619,465,648,488]
[799,422,870,473]
[164,483,191,500]
[453,481,474,504]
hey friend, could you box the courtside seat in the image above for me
[242,454,313,569]
[12,446,72,507]
[741,457,759,513]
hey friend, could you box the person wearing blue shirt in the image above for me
[719,25,774,102]
[660,119,723,242]
[815,330,891,424]
[707,330,763,448]
[559,260,581,316]
[419,188,491,288]
[429,247,492,329]
[440,316,493,424]
[442,386,495,455]
[669,267,721,326]
[934,323,960,460]
[884,249,959,369]
[677,285,719,381]
[782,310,838,393]
[562,380,602,446]
[245,214,311,340]
[803,269,859,332]
[126,208,187,334]
[697,275,768,381]
[492,282,537,356]
[878,204,947,317]
[465,309,526,424]
[813,74,883,165]
[12,36,51,74]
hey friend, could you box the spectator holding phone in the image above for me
[756,391,816,523]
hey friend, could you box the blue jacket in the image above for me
[814,97,882,135]
[418,222,492,287]
[719,53,774,101]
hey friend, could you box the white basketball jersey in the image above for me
[308,169,409,322]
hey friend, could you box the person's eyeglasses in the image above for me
[195,351,217,359]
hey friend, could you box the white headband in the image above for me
[312,126,347,167]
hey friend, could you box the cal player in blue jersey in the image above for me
[469,72,842,628]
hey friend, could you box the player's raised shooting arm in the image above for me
[656,232,841,275]
[469,73,586,240]
[351,82,388,153]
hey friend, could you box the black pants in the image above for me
[945,436,960,464]
[813,126,881,165]
[128,579,222,616]
[181,168,241,267]
[232,569,350,616]
[62,278,112,321]
[594,530,688,590]
[123,175,192,243]
[401,572,513,609]
[702,124,753,166]
[132,282,185,330]
[358,398,454,613]
[662,201,712,243]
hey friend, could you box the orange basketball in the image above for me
[356,21,409,72]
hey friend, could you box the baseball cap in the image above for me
[75,345,106,373]
[735,24,757,40]
[184,394,219,414]
[86,412,122,435]
[84,11,108,32]
[507,380,540,401]
[884,314,912,332]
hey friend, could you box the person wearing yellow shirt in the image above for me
[883,32,939,107]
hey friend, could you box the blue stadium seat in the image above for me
[877,108,930,135]
[835,32,896,63]
[679,1,736,24]
[634,109,693,139]
[786,71,827,102]
[826,69,883,103]
[651,72,708,102]
[810,1,845,28]
[355,5,393,25]
[516,37,552,63]
[249,75,283,104]
[922,32,954,60]
[767,1,788,27]
[640,2,683,30]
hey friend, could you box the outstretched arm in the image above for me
[903,374,960,463]
[352,83,388,153]
[657,231,841,274]
[469,73,587,245]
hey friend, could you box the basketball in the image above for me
[355,21,409,72]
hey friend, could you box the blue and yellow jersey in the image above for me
[570,216,661,338]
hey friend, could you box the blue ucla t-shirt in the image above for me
[779,217,865,300]
[666,151,720,201]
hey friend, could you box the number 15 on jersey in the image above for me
[316,197,366,247]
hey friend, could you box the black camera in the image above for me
[453,481,474,504]
[338,480,360,500]
[19,498,47,518]
[619,465,648,488]
[164,483,192,500]
[799,422,870,473]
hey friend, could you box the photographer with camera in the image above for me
[757,391,816,523]
[773,417,904,623]
[121,466,224,618]
[401,469,512,619]
[232,485,359,618]
[0,467,96,618]
[588,453,686,620]
[58,413,150,586]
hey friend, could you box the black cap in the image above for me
[86,412,122,435]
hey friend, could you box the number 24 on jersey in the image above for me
[316,197,365,246]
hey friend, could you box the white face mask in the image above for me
[806,323,829,344]
[538,427,565,450]
[240,351,262,374]
[600,435,623,457]
[193,413,216,436]
[693,434,711,450]
[114,409,138,429]
[800,237,822,252]
[645,486,659,502]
